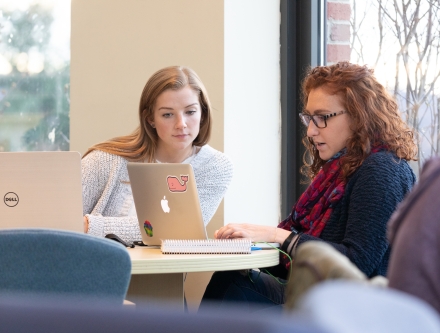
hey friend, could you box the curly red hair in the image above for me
[301,62,417,181]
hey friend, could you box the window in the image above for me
[0,0,70,152]
[281,0,439,209]
[327,0,440,172]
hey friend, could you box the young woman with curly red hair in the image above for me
[200,62,417,313]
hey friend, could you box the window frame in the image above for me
[280,0,326,216]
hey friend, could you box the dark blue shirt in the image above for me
[297,151,416,277]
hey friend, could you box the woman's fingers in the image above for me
[215,223,261,240]
[216,225,237,239]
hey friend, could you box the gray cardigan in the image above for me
[82,145,233,242]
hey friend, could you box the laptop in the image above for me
[127,163,207,246]
[0,151,84,233]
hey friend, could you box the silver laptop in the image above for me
[127,162,207,246]
[0,151,84,233]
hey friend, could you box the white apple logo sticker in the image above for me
[161,196,170,213]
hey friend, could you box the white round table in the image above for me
[126,247,280,309]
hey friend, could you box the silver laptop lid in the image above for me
[0,151,83,233]
[127,162,207,246]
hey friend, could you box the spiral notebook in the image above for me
[161,238,252,254]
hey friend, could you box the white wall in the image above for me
[71,0,281,229]
[224,0,281,226]
[71,0,224,157]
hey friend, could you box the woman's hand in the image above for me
[214,223,274,242]
[215,223,293,244]
[83,216,89,233]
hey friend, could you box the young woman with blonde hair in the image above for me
[200,61,417,313]
[82,66,233,242]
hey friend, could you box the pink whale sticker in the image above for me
[166,175,189,192]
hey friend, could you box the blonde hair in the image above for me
[301,62,417,181]
[83,66,212,162]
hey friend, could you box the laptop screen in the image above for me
[0,151,84,233]
[127,162,207,246]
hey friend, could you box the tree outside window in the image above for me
[0,1,70,152]
[327,0,440,173]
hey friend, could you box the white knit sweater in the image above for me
[81,145,233,242]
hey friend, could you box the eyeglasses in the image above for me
[299,110,347,129]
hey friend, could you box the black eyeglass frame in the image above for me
[298,110,347,129]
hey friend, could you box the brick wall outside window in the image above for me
[326,0,351,64]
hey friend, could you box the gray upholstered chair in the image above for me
[0,294,326,333]
[284,241,388,310]
[293,281,440,333]
[0,228,131,303]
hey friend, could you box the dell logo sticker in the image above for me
[4,192,19,207]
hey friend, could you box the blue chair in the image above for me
[0,228,131,303]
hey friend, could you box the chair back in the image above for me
[284,241,368,310]
[0,229,131,303]
[387,156,440,314]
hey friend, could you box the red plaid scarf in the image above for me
[278,150,346,237]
